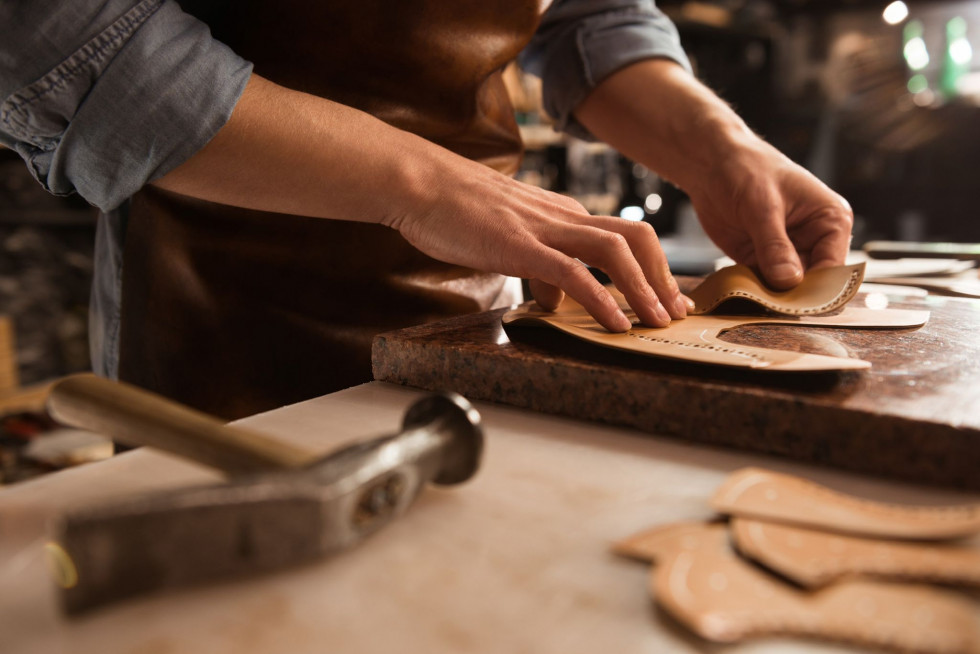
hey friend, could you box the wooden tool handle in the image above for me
[47,374,317,476]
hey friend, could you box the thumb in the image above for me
[752,220,804,290]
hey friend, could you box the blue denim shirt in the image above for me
[0,0,689,378]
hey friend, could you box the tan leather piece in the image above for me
[614,520,711,562]
[502,290,929,372]
[119,1,541,419]
[869,277,980,299]
[731,518,980,589]
[614,521,980,652]
[617,469,980,651]
[712,468,980,540]
[688,263,866,315]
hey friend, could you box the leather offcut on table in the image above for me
[729,518,980,589]
[712,467,980,540]
[615,467,980,654]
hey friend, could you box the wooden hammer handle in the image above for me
[47,374,317,475]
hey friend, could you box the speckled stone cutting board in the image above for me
[372,283,980,490]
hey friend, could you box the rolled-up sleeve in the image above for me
[0,0,252,212]
[520,0,692,141]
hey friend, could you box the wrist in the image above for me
[377,133,466,234]
[573,58,762,195]
[668,109,758,193]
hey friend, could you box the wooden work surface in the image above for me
[373,284,980,490]
[1,382,977,653]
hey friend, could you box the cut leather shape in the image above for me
[688,262,866,315]
[613,521,980,652]
[502,290,929,372]
[712,468,980,540]
[731,518,980,589]
[866,276,980,299]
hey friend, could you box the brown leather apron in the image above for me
[119,0,541,418]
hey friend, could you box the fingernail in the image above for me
[771,262,802,283]
[613,309,632,332]
[654,302,671,324]
[673,295,690,318]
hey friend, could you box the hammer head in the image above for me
[49,392,483,614]
[403,392,483,485]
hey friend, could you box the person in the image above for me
[0,0,852,418]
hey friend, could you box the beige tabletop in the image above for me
[1,381,977,654]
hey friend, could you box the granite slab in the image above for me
[373,282,980,490]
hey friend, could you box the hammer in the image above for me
[44,374,483,614]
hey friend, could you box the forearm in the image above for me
[573,58,761,194]
[153,74,440,226]
[154,73,692,331]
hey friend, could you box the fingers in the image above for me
[756,239,804,289]
[802,199,854,271]
[527,278,564,311]
[526,217,692,330]
[396,159,688,332]
[749,197,805,290]
[591,218,691,320]
[761,189,852,277]
[765,166,852,278]
[552,222,680,326]
[533,252,633,332]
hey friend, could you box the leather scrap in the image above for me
[614,521,979,653]
[687,262,866,315]
[617,468,980,652]
[867,276,980,299]
[730,517,980,589]
[712,467,980,540]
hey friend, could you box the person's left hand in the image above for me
[686,135,853,290]
[573,59,853,291]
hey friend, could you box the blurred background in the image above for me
[2,0,979,389]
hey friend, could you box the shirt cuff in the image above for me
[0,0,252,212]
[521,0,692,142]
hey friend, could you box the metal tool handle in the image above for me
[46,374,317,475]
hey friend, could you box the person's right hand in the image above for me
[153,74,689,331]
[381,151,691,332]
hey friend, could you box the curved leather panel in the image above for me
[687,263,866,316]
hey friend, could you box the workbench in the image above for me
[1,382,977,653]
[375,284,980,490]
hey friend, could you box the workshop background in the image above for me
[1,0,978,438]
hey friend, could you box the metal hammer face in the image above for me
[44,376,483,614]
